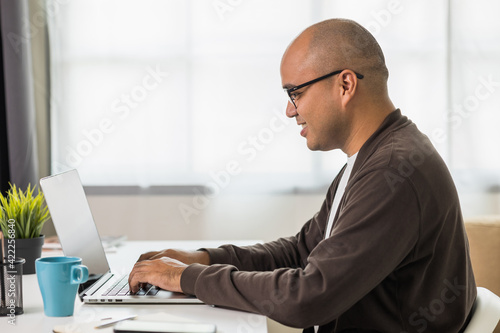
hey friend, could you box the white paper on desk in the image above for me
[53,312,201,333]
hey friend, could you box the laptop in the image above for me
[40,169,202,304]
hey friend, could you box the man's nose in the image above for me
[285,101,297,118]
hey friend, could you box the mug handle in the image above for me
[71,265,89,284]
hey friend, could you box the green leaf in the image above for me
[0,183,51,239]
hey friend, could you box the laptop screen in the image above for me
[40,169,110,276]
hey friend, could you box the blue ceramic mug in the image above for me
[35,256,89,317]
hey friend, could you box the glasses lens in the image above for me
[285,90,296,108]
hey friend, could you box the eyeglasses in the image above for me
[284,69,364,108]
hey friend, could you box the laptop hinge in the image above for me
[78,272,113,301]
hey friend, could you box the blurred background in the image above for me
[2,0,500,331]
[0,0,498,241]
[41,0,500,238]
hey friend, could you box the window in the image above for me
[48,0,500,193]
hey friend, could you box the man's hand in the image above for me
[128,257,187,294]
[136,249,210,265]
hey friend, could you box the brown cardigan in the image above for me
[181,110,476,333]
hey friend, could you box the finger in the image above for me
[128,268,138,293]
[137,251,158,262]
[149,252,167,260]
[128,263,150,293]
[129,270,149,293]
[131,283,147,294]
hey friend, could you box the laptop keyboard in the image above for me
[101,275,160,296]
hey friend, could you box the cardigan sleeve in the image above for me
[180,168,420,328]
[202,203,328,271]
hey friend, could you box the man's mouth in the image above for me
[300,123,308,137]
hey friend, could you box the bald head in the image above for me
[285,19,389,95]
[281,19,395,154]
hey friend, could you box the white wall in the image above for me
[86,193,325,242]
[86,191,500,242]
[459,191,500,219]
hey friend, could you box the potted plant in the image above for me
[0,183,50,274]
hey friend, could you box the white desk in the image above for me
[1,240,268,333]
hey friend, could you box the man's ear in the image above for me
[339,70,358,107]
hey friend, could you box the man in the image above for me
[129,19,476,332]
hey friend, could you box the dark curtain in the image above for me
[0,15,9,194]
[0,0,39,193]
